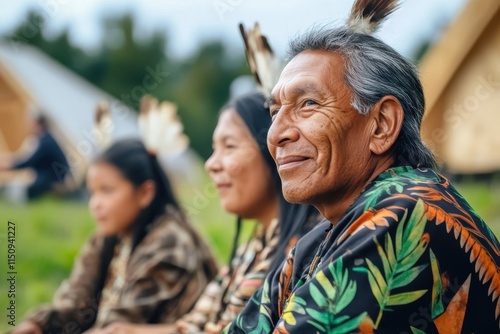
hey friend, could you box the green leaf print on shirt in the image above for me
[363,179,407,211]
[235,280,273,334]
[354,199,430,329]
[282,258,367,333]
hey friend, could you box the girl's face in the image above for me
[87,162,154,236]
[205,109,277,219]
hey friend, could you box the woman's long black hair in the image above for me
[92,139,218,297]
[224,92,318,274]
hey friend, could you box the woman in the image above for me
[13,139,218,334]
[102,92,320,334]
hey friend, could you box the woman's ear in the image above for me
[368,95,404,155]
[137,180,156,209]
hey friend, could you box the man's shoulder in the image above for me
[360,167,452,210]
[333,166,499,252]
[39,132,57,146]
[349,166,499,263]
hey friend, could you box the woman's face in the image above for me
[87,162,153,236]
[205,109,277,219]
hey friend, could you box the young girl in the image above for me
[13,139,218,334]
[101,93,320,334]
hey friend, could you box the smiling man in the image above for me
[224,0,500,333]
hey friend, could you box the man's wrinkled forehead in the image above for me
[268,51,346,103]
[267,81,325,106]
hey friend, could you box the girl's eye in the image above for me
[101,185,114,194]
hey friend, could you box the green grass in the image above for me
[454,182,500,235]
[0,179,499,332]
[0,198,95,331]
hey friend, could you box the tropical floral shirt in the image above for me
[224,166,500,334]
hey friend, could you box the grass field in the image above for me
[0,179,499,332]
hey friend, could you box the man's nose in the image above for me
[268,110,300,147]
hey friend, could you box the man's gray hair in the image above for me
[287,27,436,169]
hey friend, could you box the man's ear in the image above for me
[369,95,404,155]
[138,180,156,209]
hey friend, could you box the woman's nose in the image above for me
[205,150,222,172]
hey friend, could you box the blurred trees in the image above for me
[5,10,249,159]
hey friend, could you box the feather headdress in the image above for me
[239,22,282,96]
[94,100,113,149]
[138,95,189,157]
[346,0,399,34]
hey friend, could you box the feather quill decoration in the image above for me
[94,100,113,149]
[138,95,189,156]
[347,0,399,34]
[239,22,281,96]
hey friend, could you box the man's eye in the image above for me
[270,109,280,119]
[304,100,316,107]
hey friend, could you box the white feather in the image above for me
[138,96,189,156]
[94,100,113,150]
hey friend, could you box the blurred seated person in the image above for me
[12,139,218,334]
[0,114,70,200]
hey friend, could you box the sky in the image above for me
[1,0,468,59]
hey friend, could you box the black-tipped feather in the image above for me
[239,22,281,96]
[347,0,399,34]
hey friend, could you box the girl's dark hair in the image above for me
[93,139,217,297]
[224,92,317,273]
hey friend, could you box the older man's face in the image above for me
[267,50,374,206]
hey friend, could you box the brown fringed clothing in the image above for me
[26,206,217,333]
